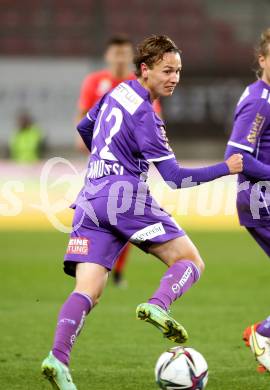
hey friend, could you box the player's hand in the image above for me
[225,153,243,174]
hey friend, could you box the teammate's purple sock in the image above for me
[148,260,200,311]
[52,292,92,366]
[257,316,270,337]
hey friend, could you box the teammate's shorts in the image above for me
[64,194,185,277]
[246,226,270,257]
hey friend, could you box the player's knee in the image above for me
[92,297,100,307]
[172,248,205,275]
[74,284,103,307]
[92,289,104,306]
[179,256,205,275]
[194,257,205,274]
[186,248,205,274]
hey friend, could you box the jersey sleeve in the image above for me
[78,74,97,112]
[87,94,107,121]
[134,110,175,162]
[225,144,270,181]
[77,95,108,151]
[227,98,270,153]
[155,158,229,188]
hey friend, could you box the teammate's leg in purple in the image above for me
[257,316,270,337]
[148,259,200,311]
[52,292,92,366]
[245,229,270,335]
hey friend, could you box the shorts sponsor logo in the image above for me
[130,222,165,243]
[67,237,89,255]
[172,266,193,294]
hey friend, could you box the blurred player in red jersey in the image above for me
[76,35,161,286]
[76,35,135,131]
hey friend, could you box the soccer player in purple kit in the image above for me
[41,35,243,389]
[225,28,270,374]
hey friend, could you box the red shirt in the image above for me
[78,69,161,114]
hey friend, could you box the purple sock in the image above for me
[257,316,270,337]
[148,260,200,311]
[52,292,92,366]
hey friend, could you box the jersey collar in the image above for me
[129,79,151,102]
[258,79,270,91]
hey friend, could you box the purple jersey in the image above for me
[65,79,231,274]
[64,79,186,274]
[227,79,270,226]
[85,79,173,187]
[77,78,229,199]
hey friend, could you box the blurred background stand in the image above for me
[1,0,270,160]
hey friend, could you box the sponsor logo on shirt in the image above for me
[67,238,89,255]
[159,125,172,151]
[130,222,165,243]
[110,83,143,115]
[87,160,124,179]
[246,113,265,144]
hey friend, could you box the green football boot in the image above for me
[136,302,188,344]
[41,351,77,390]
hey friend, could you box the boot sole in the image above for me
[42,366,60,390]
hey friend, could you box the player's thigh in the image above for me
[148,234,204,272]
[114,196,201,265]
[120,208,185,255]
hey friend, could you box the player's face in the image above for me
[142,52,181,99]
[259,44,270,85]
[105,44,133,74]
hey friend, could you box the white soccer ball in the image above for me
[155,346,208,390]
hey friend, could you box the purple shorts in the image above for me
[64,193,185,276]
[246,226,270,257]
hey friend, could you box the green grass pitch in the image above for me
[1,229,270,389]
